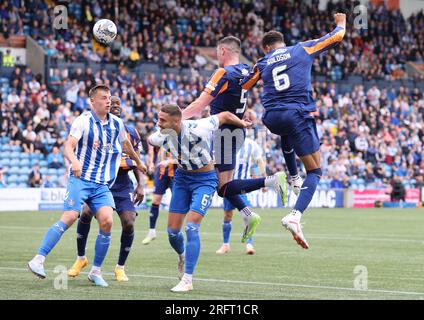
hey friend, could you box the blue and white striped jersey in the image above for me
[149,115,220,171]
[234,138,263,179]
[69,110,128,186]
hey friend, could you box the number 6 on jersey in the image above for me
[272,65,290,91]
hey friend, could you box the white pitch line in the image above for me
[1,266,423,297]
[0,225,423,244]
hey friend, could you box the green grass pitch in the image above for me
[0,208,424,300]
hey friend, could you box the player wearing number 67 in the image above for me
[241,13,347,249]
[182,36,288,245]
[148,104,252,292]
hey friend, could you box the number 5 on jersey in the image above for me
[236,89,248,114]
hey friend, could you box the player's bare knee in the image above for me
[81,204,92,217]
[120,212,135,233]
[224,211,233,221]
[61,211,79,226]
[99,220,113,233]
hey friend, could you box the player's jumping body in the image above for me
[216,137,267,255]
[149,104,251,292]
[28,85,147,287]
[242,13,347,249]
[67,96,145,282]
[182,36,287,243]
[142,145,177,245]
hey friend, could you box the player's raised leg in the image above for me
[282,151,321,249]
[281,138,303,196]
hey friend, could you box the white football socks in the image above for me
[264,175,277,187]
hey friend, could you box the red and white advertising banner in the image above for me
[352,188,420,208]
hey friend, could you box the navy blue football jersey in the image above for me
[110,125,142,194]
[241,26,345,112]
[204,64,251,120]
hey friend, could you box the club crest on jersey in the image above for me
[102,143,112,151]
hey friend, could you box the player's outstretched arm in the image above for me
[216,111,252,128]
[63,136,82,178]
[122,140,147,174]
[241,63,262,91]
[182,92,214,120]
[301,12,346,57]
[334,12,346,29]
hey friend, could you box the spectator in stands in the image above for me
[28,164,43,188]
[9,123,23,146]
[0,166,7,188]
[330,174,346,189]
[390,175,406,202]
[414,175,424,189]
[22,124,36,153]
[47,146,64,169]
[33,135,48,156]
[42,175,54,188]
[2,49,14,67]
[74,90,89,112]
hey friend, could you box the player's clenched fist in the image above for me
[71,160,82,178]
[334,13,346,28]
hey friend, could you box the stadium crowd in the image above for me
[1,0,424,79]
[1,0,424,190]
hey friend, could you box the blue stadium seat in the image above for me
[6,175,19,184]
[20,153,30,159]
[10,145,22,152]
[20,159,30,167]
[18,182,28,188]
[20,167,31,175]
[56,168,67,175]
[7,167,20,175]
[18,175,28,183]
[40,168,48,175]
[10,152,20,159]
[1,159,10,166]
[1,145,11,152]
[29,153,40,159]
[8,182,18,188]
[30,159,39,166]
[47,168,57,176]
[39,160,48,167]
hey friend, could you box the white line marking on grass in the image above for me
[1,225,422,244]
[1,266,424,297]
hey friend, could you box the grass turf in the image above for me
[0,208,424,300]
